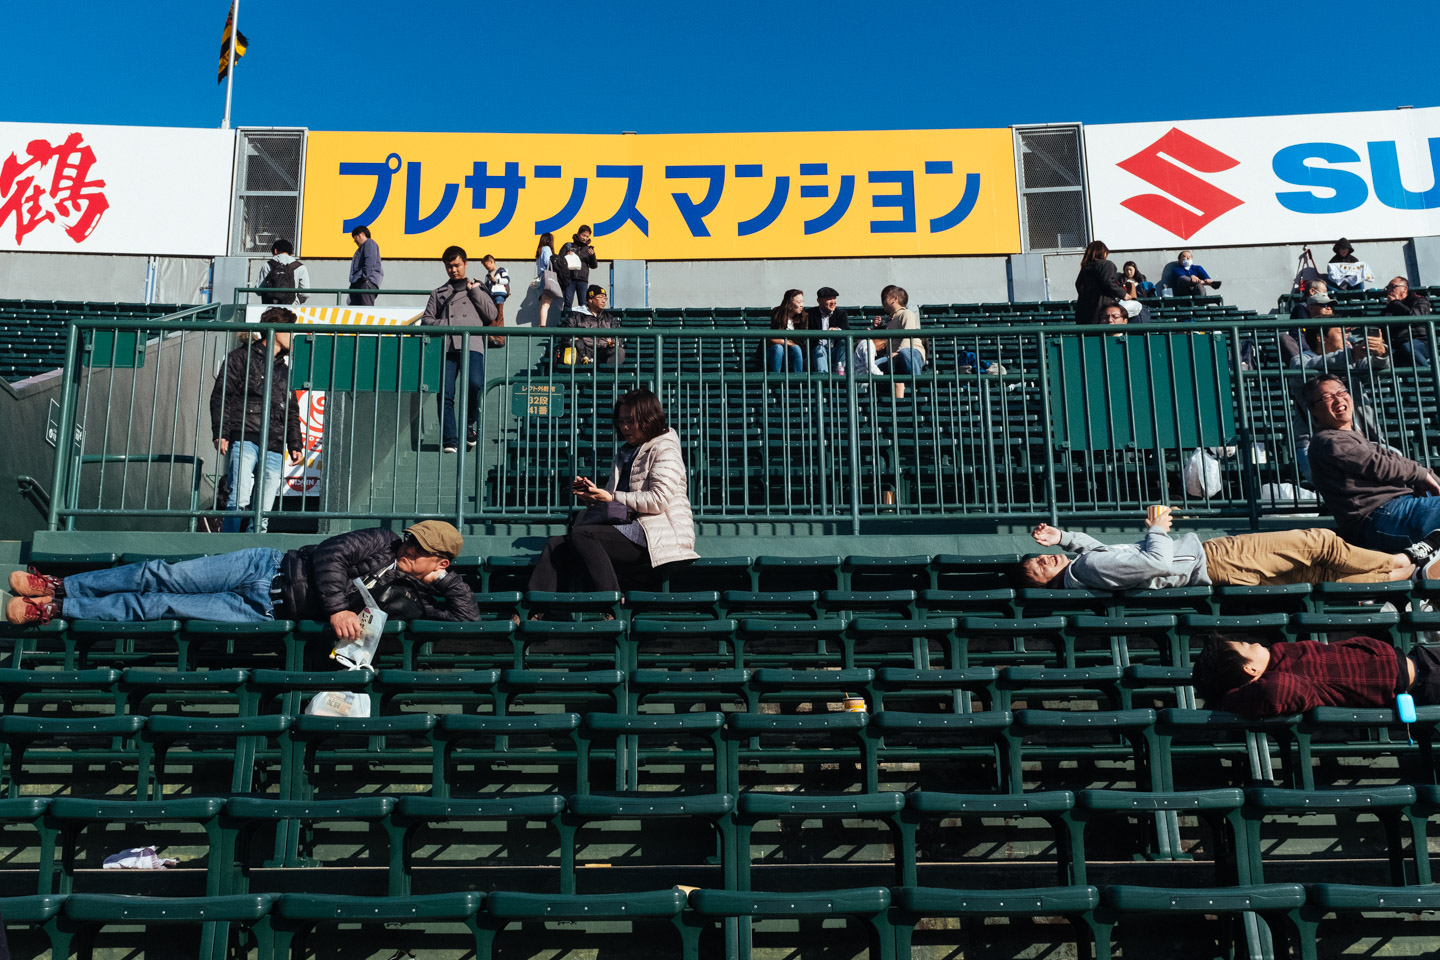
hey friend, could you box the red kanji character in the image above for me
[0,133,109,244]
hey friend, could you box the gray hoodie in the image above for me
[1059,528,1209,590]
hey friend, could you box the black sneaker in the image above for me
[1405,529,1440,566]
[466,424,478,450]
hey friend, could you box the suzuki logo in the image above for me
[1116,128,1243,240]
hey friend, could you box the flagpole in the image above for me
[222,0,241,129]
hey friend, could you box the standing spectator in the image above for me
[418,246,498,453]
[767,289,806,373]
[209,307,303,533]
[348,225,383,306]
[561,285,625,365]
[481,254,510,348]
[526,388,698,600]
[256,239,309,305]
[1303,373,1440,552]
[1160,249,1220,298]
[535,232,561,328]
[1382,276,1432,367]
[805,286,849,374]
[480,255,510,324]
[559,225,598,314]
[1074,240,1129,324]
[1119,261,1153,298]
[874,284,925,398]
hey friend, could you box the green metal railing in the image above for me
[44,313,1440,533]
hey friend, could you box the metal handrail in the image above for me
[45,314,1440,533]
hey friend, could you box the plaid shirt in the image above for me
[1221,637,1405,717]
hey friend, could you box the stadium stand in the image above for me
[8,292,1440,958]
[0,301,181,383]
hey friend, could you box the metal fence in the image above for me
[43,313,1440,533]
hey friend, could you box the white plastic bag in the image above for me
[1259,482,1319,507]
[331,577,386,671]
[1184,447,1222,499]
[304,690,372,718]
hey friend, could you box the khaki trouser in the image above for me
[1202,528,1395,585]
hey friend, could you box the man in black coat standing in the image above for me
[805,286,850,374]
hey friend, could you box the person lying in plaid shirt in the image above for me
[1192,633,1440,718]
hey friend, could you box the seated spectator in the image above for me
[1289,279,1329,320]
[806,286,849,374]
[210,308,303,533]
[1382,276,1433,367]
[1016,508,1427,591]
[1074,240,1130,324]
[1119,261,1154,298]
[1281,295,1389,372]
[1160,249,1220,297]
[1326,238,1372,290]
[1101,303,1129,330]
[871,284,926,398]
[1304,373,1440,552]
[1191,633,1440,718]
[7,522,479,629]
[560,285,625,365]
[767,289,806,373]
[526,389,697,602]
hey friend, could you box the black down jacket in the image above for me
[209,340,303,454]
[278,527,480,622]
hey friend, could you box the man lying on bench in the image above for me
[1014,507,1437,591]
[1191,632,1440,717]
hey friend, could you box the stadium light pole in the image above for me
[221,0,241,130]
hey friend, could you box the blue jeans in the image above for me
[1355,495,1440,553]
[222,441,284,534]
[62,548,283,622]
[767,343,804,373]
[442,349,485,447]
[1398,338,1431,368]
[562,278,586,313]
[811,342,834,373]
[891,348,926,375]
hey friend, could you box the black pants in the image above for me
[348,279,378,306]
[528,525,657,593]
[1411,644,1440,705]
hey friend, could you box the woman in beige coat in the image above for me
[527,388,698,597]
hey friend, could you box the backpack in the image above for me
[261,258,303,304]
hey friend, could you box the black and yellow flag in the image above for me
[218,3,249,83]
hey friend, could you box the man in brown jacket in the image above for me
[419,245,498,453]
[1305,373,1440,555]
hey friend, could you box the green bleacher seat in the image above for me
[63,892,276,960]
[482,889,695,957]
[893,884,1099,960]
[269,891,483,959]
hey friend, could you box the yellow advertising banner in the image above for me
[300,129,1020,261]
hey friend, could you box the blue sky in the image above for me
[4,0,1435,133]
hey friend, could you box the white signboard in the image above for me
[0,121,234,255]
[1085,107,1440,249]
